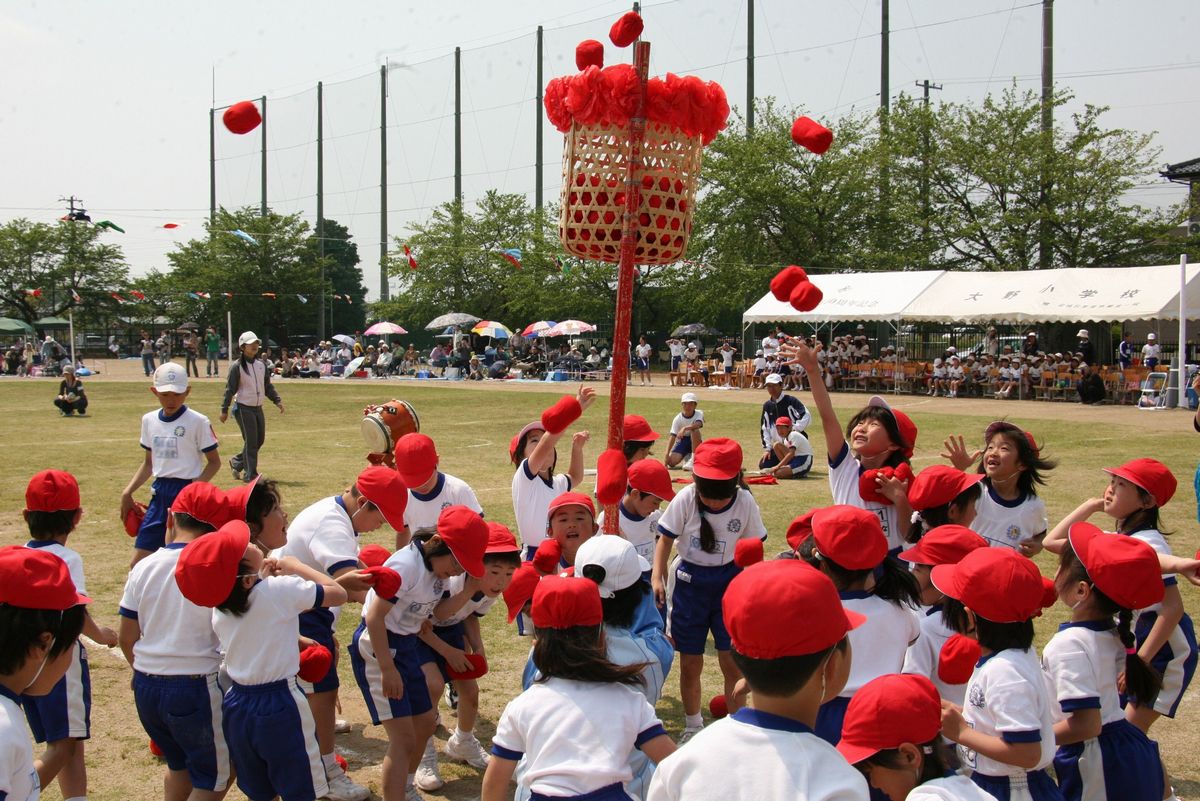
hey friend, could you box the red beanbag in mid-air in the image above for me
[770,265,808,303]
[791,116,833,154]
[609,11,644,47]
[223,101,262,135]
[596,449,629,507]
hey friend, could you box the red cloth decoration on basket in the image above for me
[364,566,401,600]
[541,396,583,435]
[596,449,628,507]
[576,39,604,70]
[544,76,573,133]
[446,653,489,681]
[789,281,823,312]
[358,544,391,568]
[791,116,833,154]
[609,11,644,47]
[297,643,332,683]
[532,539,564,575]
[937,634,982,685]
[223,101,262,135]
[857,463,913,505]
[770,266,808,302]
[734,538,764,568]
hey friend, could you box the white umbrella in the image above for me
[341,356,366,378]
[547,319,596,337]
[425,312,481,330]
[332,334,356,346]
[364,321,408,336]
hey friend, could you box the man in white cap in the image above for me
[1075,328,1095,366]
[760,374,811,465]
[1142,332,1161,369]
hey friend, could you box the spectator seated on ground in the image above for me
[298,351,322,379]
[429,344,449,375]
[584,347,602,369]
[1078,363,1106,405]
[375,345,394,376]
[467,356,486,381]
[488,359,510,379]
[54,365,88,416]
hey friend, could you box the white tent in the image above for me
[741,270,946,324]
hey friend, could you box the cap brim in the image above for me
[835,738,882,766]
[867,395,892,411]
[1101,466,1151,498]
[156,383,188,394]
[377,502,408,533]
[929,563,962,601]
[844,607,867,632]
[896,543,928,565]
[454,550,486,578]
[1067,521,1105,566]
[635,553,651,572]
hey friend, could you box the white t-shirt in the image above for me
[596,504,661,562]
[511,460,572,552]
[212,575,322,685]
[670,410,704,437]
[761,336,779,357]
[434,573,497,627]
[782,431,814,461]
[903,605,965,707]
[361,541,446,636]
[636,343,652,360]
[0,688,39,801]
[647,707,869,801]
[656,485,766,567]
[753,356,767,372]
[493,677,663,797]
[839,592,920,697]
[970,485,1048,550]
[669,342,685,359]
[1142,343,1161,361]
[140,405,219,479]
[1125,527,1174,616]
[720,348,735,368]
[959,648,1056,778]
[406,473,483,533]
[119,543,222,675]
[907,773,998,801]
[827,443,905,551]
[1042,621,1125,727]
[24,540,85,594]
[277,495,360,577]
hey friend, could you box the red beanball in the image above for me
[790,115,833,155]
[609,11,644,48]
[297,643,333,683]
[596,448,629,507]
[770,265,808,302]
[223,100,262,135]
[541,395,583,435]
[789,281,824,312]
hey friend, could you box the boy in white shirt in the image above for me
[395,433,484,549]
[758,417,814,479]
[664,393,704,469]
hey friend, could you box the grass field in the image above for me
[3,366,1199,800]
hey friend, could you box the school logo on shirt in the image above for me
[174,425,186,436]
[1004,525,1020,542]
[441,501,452,511]
[968,684,985,708]
[727,519,742,534]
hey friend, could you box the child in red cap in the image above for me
[787,342,916,551]
[395,432,484,550]
[348,505,488,800]
[1044,523,1167,801]
[941,420,1056,555]
[905,465,983,544]
[1044,458,1198,739]
[414,522,522,788]
[622,414,661,464]
[118,481,235,800]
[482,575,675,801]
[0,546,90,801]
[801,506,921,746]
[598,459,676,571]
[546,492,600,569]
[758,416,814,479]
[932,548,1061,800]
[837,674,992,801]
[20,470,117,801]
[225,475,289,551]
[652,438,766,742]
[647,560,869,801]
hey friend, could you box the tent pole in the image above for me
[68,310,76,368]
[1178,253,1188,409]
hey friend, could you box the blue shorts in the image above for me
[135,476,193,552]
[222,678,326,801]
[1054,719,1162,801]
[636,358,649,370]
[297,608,339,693]
[24,641,90,742]
[814,695,850,745]
[970,768,1062,801]
[415,621,467,683]
[1130,610,1197,717]
[667,560,742,655]
[758,450,813,477]
[134,671,230,791]
[348,623,433,724]
[671,437,694,457]
[531,783,633,801]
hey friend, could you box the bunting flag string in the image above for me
[24,288,363,307]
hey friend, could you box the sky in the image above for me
[2,0,1197,300]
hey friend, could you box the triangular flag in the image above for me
[70,288,82,303]
[130,290,146,301]
[110,292,127,304]
[499,248,522,269]
[196,291,210,299]
[555,255,567,274]
[95,220,126,233]
[404,245,419,270]
[344,295,353,304]
[222,292,234,299]
[231,229,259,245]
[262,292,276,300]
[296,294,308,304]
[24,289,42,298]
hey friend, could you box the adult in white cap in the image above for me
[220,331,285,483]
[1142,332,1161,369]
[1075,327,1095,366]
[759,373,811,465]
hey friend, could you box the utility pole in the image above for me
[535,26,544,213]
[209,109,216,227]
[380,65,390,302]
[915,79,942,246]
[260,95,268,217]
[1038,0,1054,269]
[746,0,755,134]
[878,0,890,251]
[317,81,325,340]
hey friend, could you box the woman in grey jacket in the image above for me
[220,331,284,481]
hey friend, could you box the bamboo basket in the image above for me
[558,120,703,265]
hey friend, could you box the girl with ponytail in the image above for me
[1044,523,1167,801]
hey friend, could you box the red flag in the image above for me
[130,290,146,301]
[24,288,42,298]
[404,245,419,270]
[110,292,127,304]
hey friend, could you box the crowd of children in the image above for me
[3,341,1200,801]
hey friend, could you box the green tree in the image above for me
[0,218,128,324]
[305,218,367,334]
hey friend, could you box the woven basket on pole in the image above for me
[559,120,703,265]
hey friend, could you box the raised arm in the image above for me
[782,341,845,461]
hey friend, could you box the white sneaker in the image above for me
[334,718,351,734]
[414,742,444,791]
[445,730,490,769]
[323,771,370,801]
[679,725,703,744]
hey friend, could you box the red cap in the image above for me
[364,565,402,599]
[485,522,520,554]
[541,395,582,435]
[174,521,252,608]
[446,653,489,680]
[1069,522,1165,611]
[0,545,90,609]
[437,506,488,578]
[547,492,596,521]
[938,633,982,684]
[770,265,808,303]
[867,396,917,459]
[223,475,261,521]
[356,466,409,531]
[931,548,1045,623]
[297,643,332,683]
[510,421,546,463]
[733,538,764,567]
[836,674,941,764]
[504,564,541,622]
[724,560,865,658]
[24,469,80,513]
[627,459,676,501]
[811,505,888,570]
[692,438,743,481]
[774,416,792,427]
[907,466,984,512]
[532,539,564,574]
[124,501,147,538]
[393,433,439,488]
[1103,458,1177,507]
[596,448,629,506]
[171,482,230,528]
[898,525,987,566]
[531,574,603,629]
[785,511,816,551]
[622,414,660,442]
[1040,576,1058,611]
[358,543,391,568]
[708,694,729,719]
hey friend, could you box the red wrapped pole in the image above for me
[603,39,650,534]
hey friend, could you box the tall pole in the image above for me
[454,47,462,203]
[746,0,755,133]
[317,81,326,339]
[1178,253,1189,409]
[878,0,890,249]
[915,79,942,247]
[880,0,889,124]
[380,65,390,302]
[260,95,268,217]
[209,108,216,226]
[535,26,544,213]
[1038,0,1054,269]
